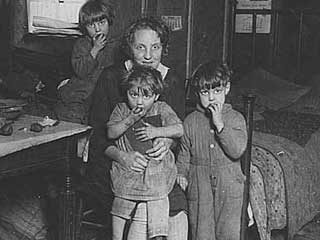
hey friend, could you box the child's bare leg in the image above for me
[127,202,148,240]
[112,215,126,240]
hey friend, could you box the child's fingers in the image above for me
[94,33,106,40]
[134,127,145,133]
[147,146,168,161]
[177,177,188,191]
[207,105,216,114]
[135,129,149,141]
[133,107,143,114]
[136,134,150,141]
[145,138,168,161]
[130,152,148,172]
[209,103,218,112]
[142,122,152,127]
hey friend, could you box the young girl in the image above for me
[55,0,116,124]
[107,65,184,240]
[177,61,248,240]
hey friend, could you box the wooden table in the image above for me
[0,114,92,240]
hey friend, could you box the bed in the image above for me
[229,68,320,240]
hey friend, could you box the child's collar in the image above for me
[124,60,169,79]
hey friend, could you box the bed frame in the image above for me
[241,94,256,240]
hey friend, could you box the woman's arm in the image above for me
[155,123,184,138]
[176,121,191,177]
[135,122,184,141]
[105,138,171,171]
[105,145,148,172]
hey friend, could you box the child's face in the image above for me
[130,29,163,69]
[127,85,159,113]
[85,18,109,39]
[198,82,230,109]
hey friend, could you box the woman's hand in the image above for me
[135,122,159,141]
[123,151,148,172]
[177,175,188,191]
[145,137,170,161]
[105,146,148,173]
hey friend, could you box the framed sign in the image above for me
[237,0,272,10]
[235,14,271,33]
[161,16,183,31]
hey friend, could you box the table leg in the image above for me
[58,138,81,240]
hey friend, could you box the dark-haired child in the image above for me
[107,65,184,240]
[55,0,116,124]
[177,61,248,240]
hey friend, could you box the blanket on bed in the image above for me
[251,131,320,240]
[254,110,320,146]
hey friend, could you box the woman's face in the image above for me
[130,28,163,69]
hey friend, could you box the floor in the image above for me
[0,171,288,240]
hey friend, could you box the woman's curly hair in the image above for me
[121,16,170,59]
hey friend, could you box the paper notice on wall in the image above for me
[27,0,85,35]
[237,0,272,9]
[161,16,182,31]
[235,14,271,33]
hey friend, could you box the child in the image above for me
[107,65,184,240]
[55,0,116,124]
[176,61,248,240]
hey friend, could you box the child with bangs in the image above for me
[176,61,248,240]
[107,65,184,240]
[55,0,116,124]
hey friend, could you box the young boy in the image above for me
[176,61,248,240]
[107,65,184,240]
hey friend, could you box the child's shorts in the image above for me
[111,196,169,237]
[111,197,138,220]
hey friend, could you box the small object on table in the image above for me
[30,122,44,132]
[0,122,13,136]
[38,116,59,127]
[30,116,59,132]
[0,117,6,128]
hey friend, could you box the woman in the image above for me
[89,17,188,240]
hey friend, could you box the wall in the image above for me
[231,0,320,83]
[146,0,189,81]
[191,0,225,72]
[146,0,226,83]
[0,1,10,75]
